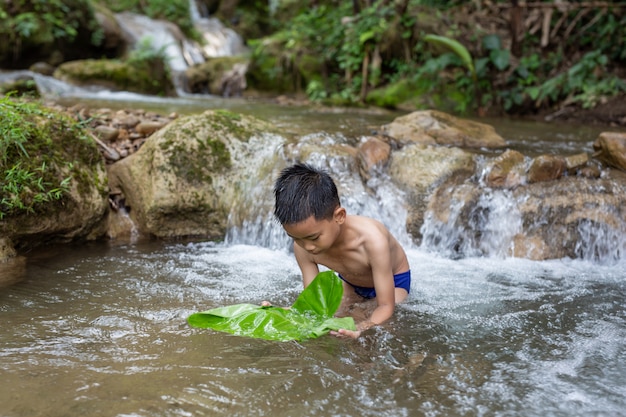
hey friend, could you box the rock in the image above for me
[527,154,566,183]
[94,125,120,142]
[1,103,109,250]
[510,234,549,261]
[422,174,626,260]
[29,62,56,76]
[593,132,626,172]
[357,136,391,180]
[484,149,526,188]
[113,111,140,129]
[388,144,476,241]
[135,121,164,136]
[0,237,17,262]
[107,110,285,239]
[380,110,506,149]
[564,153,589,173]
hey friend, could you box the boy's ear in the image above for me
[333,207,346,224]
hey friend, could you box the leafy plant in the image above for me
[187,271,356,341]
[423,34,475,80]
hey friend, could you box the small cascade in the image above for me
[188,0,248,58]
[115,12,204,95]
[419,157,626,263]
[420,188,523,259]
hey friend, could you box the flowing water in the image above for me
[1,89,626,416]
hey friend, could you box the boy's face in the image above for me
[282,208,345,255]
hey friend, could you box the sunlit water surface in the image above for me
[1,241,625,417]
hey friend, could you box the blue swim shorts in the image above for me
[338,270,411,299]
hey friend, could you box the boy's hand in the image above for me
[330,329,362,339]
[260,301,272,307]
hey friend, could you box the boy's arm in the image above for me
[334,238,396,338]
[293,242,319,288]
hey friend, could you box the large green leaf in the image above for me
[423,34,475,79]
[187,271,356,341]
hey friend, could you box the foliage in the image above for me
[0,96,76,219]
[187,270,356,341]
[250,0,626,115]
[0,0,104,62]
[102,0,195,37]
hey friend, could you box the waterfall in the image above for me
[419,157,626,263]
[420,188,523,259]
[113,5,247,95]
[188,0,248,58]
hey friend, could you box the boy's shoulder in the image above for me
[346,215,388,235]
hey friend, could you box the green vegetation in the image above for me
[188,270,356,341]
[53,36,174,96]
[0,96,101,219]
[0,0,103,65]
[102,0,196,38]
[248,0,626,115]
[2,0,624,117]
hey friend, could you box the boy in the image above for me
[273,163,411,339]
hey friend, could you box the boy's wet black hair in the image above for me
[273,163,340,225]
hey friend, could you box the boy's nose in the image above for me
[304,242,316,252]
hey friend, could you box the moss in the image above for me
[158,126,231,186]
[54,58,173,96]
[0,96,106,219]
[366,79,425,109]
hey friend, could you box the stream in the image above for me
[1,91,625,417]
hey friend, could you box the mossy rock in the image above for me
[54,58,174,96]
[0,97,109,250]
[107,109,286,239]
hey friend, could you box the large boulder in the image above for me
[107,110,286,239]
[0,99,109,251]
[380,110,507,149]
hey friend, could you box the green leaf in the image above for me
[187,271,356,341]
[482,34,502,51]
[423,34,475,79]
[490,49,510,71]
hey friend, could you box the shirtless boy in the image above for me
[273,163,411,339]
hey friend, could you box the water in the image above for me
[1,241,625,416]
[1,80,625,416]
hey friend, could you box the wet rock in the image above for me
[510,234,549,261]
[357,136,391,180]
[388,144,476,242]
[29,62,56,76]
[0,238,17,262]
[527,154,566,183]
[564,153,589,173]
[593,132,626,172]
[484,149,526,188]
[380,110,506,149]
